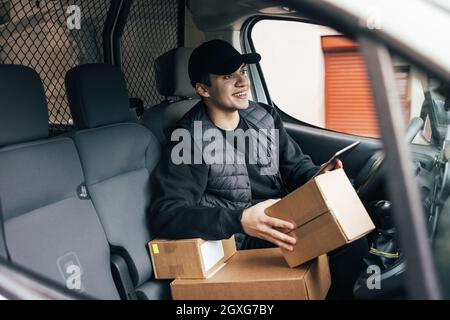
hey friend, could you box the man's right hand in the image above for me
[241,199,296,251]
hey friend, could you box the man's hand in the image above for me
[241,199,296,251]
[320,159,343,173]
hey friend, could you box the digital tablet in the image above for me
[311,140,361,178]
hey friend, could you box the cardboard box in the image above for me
[149,236,236,279]
[171,248,330,300]
[265,168,375,267]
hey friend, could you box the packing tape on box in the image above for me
[205,263,227,279]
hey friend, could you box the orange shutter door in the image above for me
[322,36,410,138]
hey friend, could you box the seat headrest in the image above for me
[65,64,132,129]
[155,47,196,98]
[0,65,49,147]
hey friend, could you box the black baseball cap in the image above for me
[188,39,261,87]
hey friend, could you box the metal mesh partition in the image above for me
[122,0,183,109]
[1,0,184,131]
[0,0,109,131]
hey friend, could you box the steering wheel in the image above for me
[355,117,424,201]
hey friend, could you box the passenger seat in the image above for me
[0,65,120,299]
[140,47,199,143]
[65,64,170,300]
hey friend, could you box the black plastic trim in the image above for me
[110,253,137,300]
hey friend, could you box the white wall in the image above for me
[251,20,338,127]
[251,19,426,128]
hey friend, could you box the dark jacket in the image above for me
[149,100,319,240]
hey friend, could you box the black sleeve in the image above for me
[270,108,320,192]
[149,140,244,240]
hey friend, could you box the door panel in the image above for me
[283,121,383,179]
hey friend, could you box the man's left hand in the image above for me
[321,159,343,173]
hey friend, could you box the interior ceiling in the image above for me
[187,0,311,31]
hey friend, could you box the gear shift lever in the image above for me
[372,200,394,231]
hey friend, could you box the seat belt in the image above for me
[0,198,11,260]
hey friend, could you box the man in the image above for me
[150,39,367,298]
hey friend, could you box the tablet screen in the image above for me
[311,141,361,178]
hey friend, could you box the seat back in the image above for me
[140,47,199,143]
[65,64,162,296]
[0,65,119,299]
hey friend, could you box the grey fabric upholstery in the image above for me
[0,65,48,147]
[72,124,160,288]
[0,65,120,299]
[65,64,133,129]
[154,47,195,97]
[4,188,119,299]
[141,47,200,143]
[66,64,166,299]
[141,98,199,143]
[0,139,90,221]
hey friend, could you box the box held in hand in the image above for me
[266,168,375,267]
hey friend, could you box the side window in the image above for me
[250,19,424,139]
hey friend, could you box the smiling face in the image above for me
[195,64,250,112]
